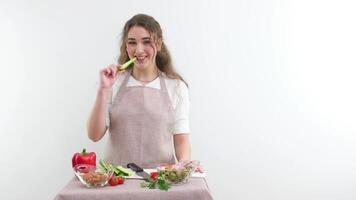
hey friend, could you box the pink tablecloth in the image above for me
[54,177,213,200]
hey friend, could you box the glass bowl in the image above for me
[157,160,199,185]
[73,164,113,188]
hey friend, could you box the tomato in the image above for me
[117,176,124,184]
[108,176,124,186]
[150,172,159,180]
[109,176,118,186]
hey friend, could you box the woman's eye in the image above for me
[143,40,151,45]
[127,41,136,45]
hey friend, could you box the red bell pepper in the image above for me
[72,148,96,167]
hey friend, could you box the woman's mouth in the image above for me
[136,56,147,64]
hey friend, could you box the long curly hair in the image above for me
[118,14,187,86]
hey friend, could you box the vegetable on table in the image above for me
[72,148,96,167]
[150,172,159,180]
[108,175,124,186]
[99,160,135,177]
[140,171,171,191]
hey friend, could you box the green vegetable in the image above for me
[140,171,171,191]
[118,57,136,71]
[116,166,134,176]
[99,159,134,176]
[99,160,109,171]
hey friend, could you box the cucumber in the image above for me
[116,166,135,176]
[99,160,134,176]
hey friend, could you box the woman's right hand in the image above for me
[99,64,123,89]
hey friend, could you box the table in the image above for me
[54,177,213,200]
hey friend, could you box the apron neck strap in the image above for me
[122,68,167,92]
[121,69,132,87]
[158,70,168,93]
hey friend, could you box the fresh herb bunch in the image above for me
[140,171,171,191]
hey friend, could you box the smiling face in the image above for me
[126,26,161,71]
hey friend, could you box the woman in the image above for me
[87,14,191,168]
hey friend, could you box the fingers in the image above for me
[116,65,125,72]
[196,165,204,173]
[100,64,121,78]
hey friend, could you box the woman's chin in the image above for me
[134,63,150,70]
[135,64,146,70]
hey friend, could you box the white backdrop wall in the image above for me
[1,0,356,199]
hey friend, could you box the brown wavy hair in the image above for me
[118,14,188,87]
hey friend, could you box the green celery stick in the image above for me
[118,57,136,71]
[99,160,107,171]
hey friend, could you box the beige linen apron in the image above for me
[105,70,176,168]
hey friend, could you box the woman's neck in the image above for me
[131,65,159,83]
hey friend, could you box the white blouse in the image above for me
[106,71,190,134]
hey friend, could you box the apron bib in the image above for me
[104,70,176,168]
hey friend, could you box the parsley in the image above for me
[140,171,171,191]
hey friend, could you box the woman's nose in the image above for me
[135,43,145,54]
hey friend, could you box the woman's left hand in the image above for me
[196,165,204,173]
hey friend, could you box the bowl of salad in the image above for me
[157,160,199,185]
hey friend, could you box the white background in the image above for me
[1,0,356,199]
